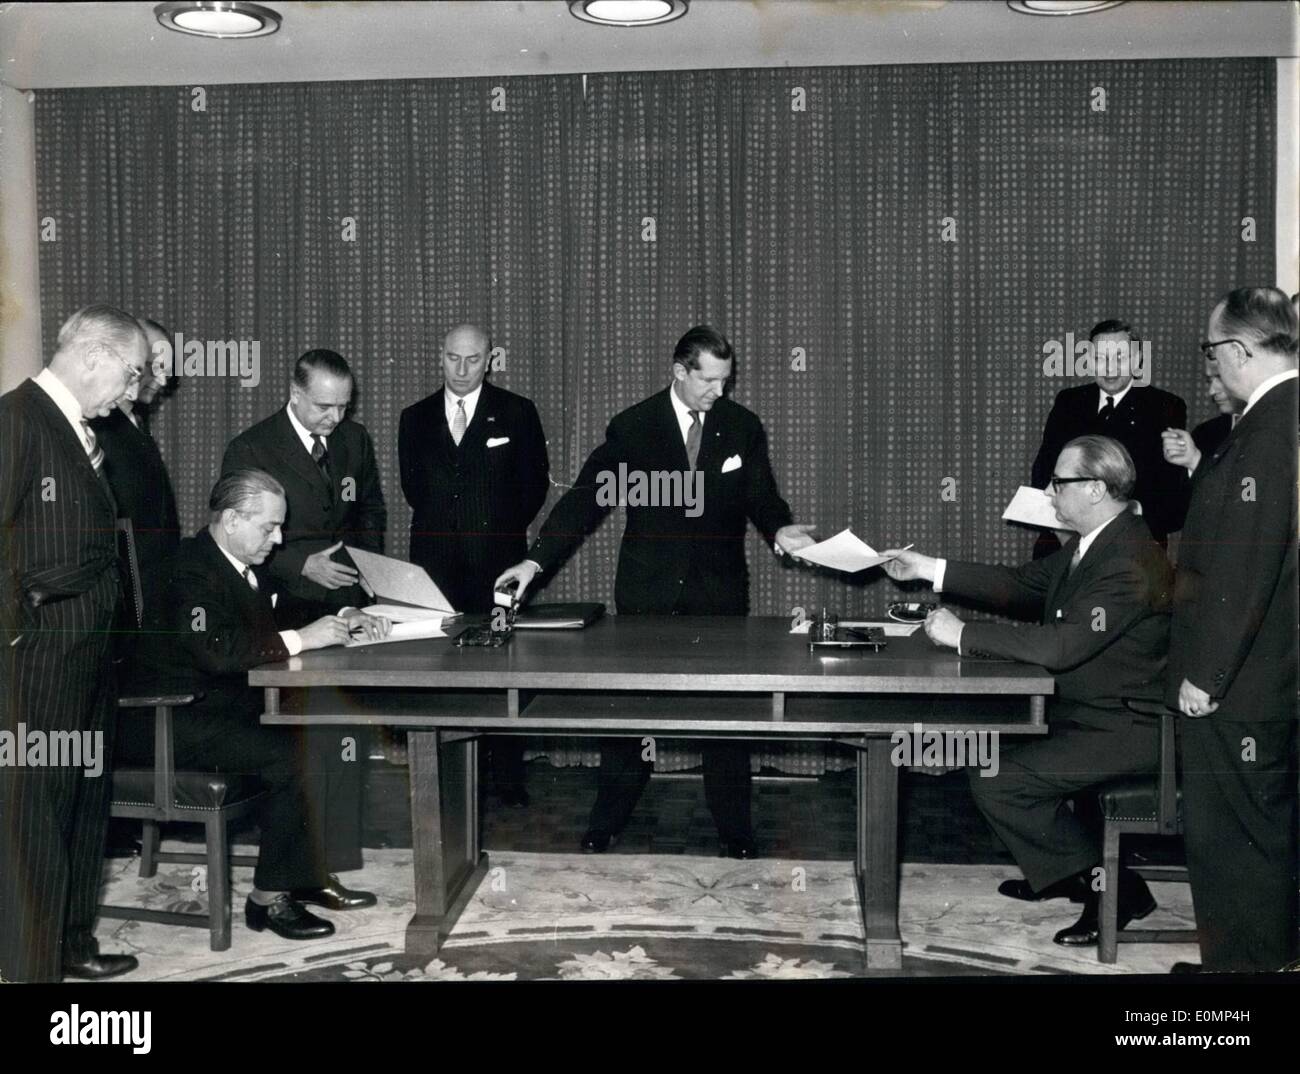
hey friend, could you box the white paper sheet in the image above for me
[345,618,448,647]
[346,547,457,613]
[791,528,911,573]
[1000,486,1077,532]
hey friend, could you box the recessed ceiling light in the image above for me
[569,0,689,28]
[155,1,282,39]
[1007,1,1125,14]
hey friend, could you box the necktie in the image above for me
[242,566,259,591]
[311,434,334,501]
[81,420,105,472]
[686,410,702,471]
[1099,395,1115,422]
[1068,544,1083,575]
[452,398,467,446]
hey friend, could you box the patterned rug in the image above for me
[94,846,1199,981]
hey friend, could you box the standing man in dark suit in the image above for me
[1159,351,1244,476]
[399,324,549,805]
[116,470,388,940]
[92,318,181,650]
[0,304,147,982]
[1032,319,1189,554]
[495,325,816,857]
[884,435,1174,947]
[222,348,387,868]
[1167,287,1298,973]
[222,348,387,609]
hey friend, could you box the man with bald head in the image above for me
[399,324,549,805]
[1,303,147,981]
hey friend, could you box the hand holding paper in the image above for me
[791,528,912,573]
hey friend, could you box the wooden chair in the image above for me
[101,519,265,951]
[1095,701,1198,963]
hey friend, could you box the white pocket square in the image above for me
[271,592,279,608]
[721,454,743,473]
[486,436,511,448]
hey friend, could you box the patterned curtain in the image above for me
[34,59,1275,774]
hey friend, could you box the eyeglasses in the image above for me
[1200,338,1253,358]
[106,347,143,384]
[1049,475,1099,492]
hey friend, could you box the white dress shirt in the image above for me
[213,540,305,656]
[444,384,484,430]
[668,381,704,446]
[286,403,322,454]
[1242,369,1299,416]
[1098,382,1134,413]
[33,367,94,455]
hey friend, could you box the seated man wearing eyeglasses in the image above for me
[881,435,1174,947]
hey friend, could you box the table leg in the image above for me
[857,738,903,970]
[405,729,489,958]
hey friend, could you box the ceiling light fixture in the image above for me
[568,0,689,28]
[154,1,282,39]
[1007,1,1126,14]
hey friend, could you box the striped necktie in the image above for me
[686,410,702,470]
[452,398,467,446]
[81,420,105,472]
[242,566,259,591]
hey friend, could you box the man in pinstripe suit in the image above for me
[0,304,147,982]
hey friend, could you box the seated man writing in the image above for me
[116,469,390,941]
[882,435,1173,947]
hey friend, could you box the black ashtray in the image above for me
[887,601,936,624]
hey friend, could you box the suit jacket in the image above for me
[143,529,329,724]
[0,380,120,673]
[399,382,549,613]
[91,405,180,630]
[1031,384,1190,540]
[1190,412,1234,458]
[222,407,386,606]
[945,509,1173,719]
[1166,377,1298,717]
[529,389,793,615]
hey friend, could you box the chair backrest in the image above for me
[1155,711,1179,833]
[116,517,143,630]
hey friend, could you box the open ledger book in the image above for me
[344,547,460,646]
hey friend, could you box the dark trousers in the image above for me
[968,709,1160,892]
[115,706,365,891]
[0,644,116,982]
[1180,714,1298,972]
[588,738,753,844]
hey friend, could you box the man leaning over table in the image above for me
[882,434,1173,948]
[494,325,816,859]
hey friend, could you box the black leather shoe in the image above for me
[63,953,139,980]
[245,895,335,939]
[500,785,530,808]
[1171,962,1202,974]
[998,874,1089,903]
[581,829,613,853]
[291,874,377,911]
[720,838,757,860]
[1053,881,1157,947]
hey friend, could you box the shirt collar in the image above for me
[211,532,252,580]
[1242,369,1299,416]
[1099,382,1134,411]
[444,383,483,426]
[668,382,703,440]
[33,367,89,435]
[1075,510,1122,561]
[285,403,319,453]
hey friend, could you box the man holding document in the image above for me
[882,435,1174,947]
[116,470,389,940]
[494,325,816,857]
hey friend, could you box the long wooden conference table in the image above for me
[254,615,1052,969]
